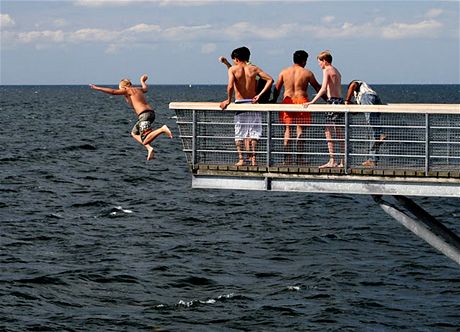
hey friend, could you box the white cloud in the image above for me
[201,43,216,54]
[53,19,69,28]
[322,16,335,24]
[425,8,443,18]
[74,0,212,7]
[382,19,443,39]
[162,24,212,40]
[126,23,161,33]
[0,13,15,29]
[18,30,65,43]
[71,28,117,42]
[157,0,216,6]
[3,15,447,51]
[74,0,134,7]
[223,21,296,40]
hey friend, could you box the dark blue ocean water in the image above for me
[1,85,459,331]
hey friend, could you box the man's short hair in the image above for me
[317,50,333,63]
[293,50,308,65]
[119,79,132,89]
[231,46,251,62]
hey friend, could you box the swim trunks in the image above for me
[279,96,310,125]
[234,99,262,141]
[132,110,156,142]
[326,97,344,124]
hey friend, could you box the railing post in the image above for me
[425,113,430,176]
[192,109,197,169]
[344,110,349,174]
[266,110,272,167]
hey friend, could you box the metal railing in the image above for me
[170,102,460,175]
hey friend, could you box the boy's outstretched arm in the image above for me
[89,84,126,95]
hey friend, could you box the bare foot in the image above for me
[362,159,376,167]
[147,148,155,161]
[235,159,245,166]
[251,156,257,166]
[337,159,344,168]
[162,125,173,138]
[319,159,337,168]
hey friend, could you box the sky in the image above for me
[1,0,459,85]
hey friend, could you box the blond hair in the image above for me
[317,50,333,63]
[119,79,132,89]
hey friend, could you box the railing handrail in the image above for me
[169,102,460,114]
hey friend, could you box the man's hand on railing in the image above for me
[220,100,230,110]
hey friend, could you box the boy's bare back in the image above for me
[123,87,153,116]
[324,65,342,98]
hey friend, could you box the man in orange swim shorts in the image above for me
[272,50,323,164]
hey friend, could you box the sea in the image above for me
[1,84,459,332]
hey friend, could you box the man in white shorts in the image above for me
[220,47,273,166]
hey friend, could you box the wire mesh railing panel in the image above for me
[175,110,193,165]
[270,112,344,166]
[429,114,460,170]
[171,105,460,174]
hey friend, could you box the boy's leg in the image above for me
[334,125,344,167]
[235,140,244,166]
[284,124,291,146]
[244,138,251,162]
[142,125,173,145]
[251,139,257,166]
[131,131,155,160]
[364,113,383,166]
[296,124,306,164]
[320,126,336,168]
[283,125,293,164]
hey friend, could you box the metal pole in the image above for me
[425,113,430,175]
[344,111,349,174]
[266,110,272,167]
[395,195,460,251]
[192,110,197,169]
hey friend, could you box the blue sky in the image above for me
[1,0,459,85]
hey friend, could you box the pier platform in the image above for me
[170,102,460,197]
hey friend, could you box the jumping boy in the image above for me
[89,74,172,161]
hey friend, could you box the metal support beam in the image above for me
[373,195,460,265]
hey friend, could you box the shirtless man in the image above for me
[304,50,344,168]
[89,74,172,161]
[271,50,322,164]
[220,47,273,166]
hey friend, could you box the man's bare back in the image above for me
[278,65,320,100]
[220,59,273,109]
[230,64,259,100]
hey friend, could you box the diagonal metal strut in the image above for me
[373,195,460,265]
